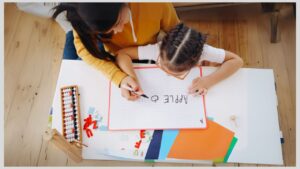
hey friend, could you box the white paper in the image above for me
[203,67,283,165]
[203,67,248,151]
[227,69,283,165]
[103,130,154,160]
[83,129,154,160]
[108,67,207,130]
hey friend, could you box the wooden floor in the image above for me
[4,3,295,166]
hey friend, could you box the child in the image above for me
[116,23,243,101]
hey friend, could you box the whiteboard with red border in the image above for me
[108,66,207,130]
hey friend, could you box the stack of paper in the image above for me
[106,120,237,163]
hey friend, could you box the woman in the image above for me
[53,3,179,100]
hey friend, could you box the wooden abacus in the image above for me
[43,85,84,163]
[60,85,82,145]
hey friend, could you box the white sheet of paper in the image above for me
[84,129,154,160]
[108,66,207,130]
[102,130,154,160]
[203,67,249,151]
[229,68,282,165]
[203,67,283,165]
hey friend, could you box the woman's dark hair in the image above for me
[52,3,125,61]
[160,23,207,72]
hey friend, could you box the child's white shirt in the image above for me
[138,43,226,64]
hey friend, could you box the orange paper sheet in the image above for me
[168,120,234,160]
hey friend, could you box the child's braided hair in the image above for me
[160,23,207,72]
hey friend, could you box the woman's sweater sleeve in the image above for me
[160,3,180,32]
[72,30,128,86]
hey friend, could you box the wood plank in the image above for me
[5,9,65,165]
[238,18,264,68]
[153,162,193,167]
[184,20,220,47]
[279,5,296,116]
[192,163,213,167]
[37,141,69,166]
[184,21,218,46]
[67,159,154,166]
[4,5,36,125]
[238,163,258,166]
[219,19,240,55]
[5,16,51,166]
[215,162,239,166]
[4,3,21,57]
[257,164,284,167]
[197,21,220,47]
[5,19,48,164]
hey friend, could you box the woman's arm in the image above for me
[73,30,128,86]
[188,51,243,94]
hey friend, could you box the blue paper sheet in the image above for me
[145,130,163,160]
[158,130,179,160]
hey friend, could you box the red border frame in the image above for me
[107,65,208,131]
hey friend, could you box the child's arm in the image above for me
[116,49,137,79]
[115,47,142,101]
[116,44,159,99]
[188,51,243,95]
[115,47,139,78]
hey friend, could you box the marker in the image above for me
[121,85,149,99]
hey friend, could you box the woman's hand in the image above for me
[188,77,211,96]
[120,76,144,101]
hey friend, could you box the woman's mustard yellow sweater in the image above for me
[73,3,179,86]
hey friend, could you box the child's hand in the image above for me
[188,77,210,96]
[120,76,144,101]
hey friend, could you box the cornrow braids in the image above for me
[160,23,207,72]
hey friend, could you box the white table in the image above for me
[51,60,283,165]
